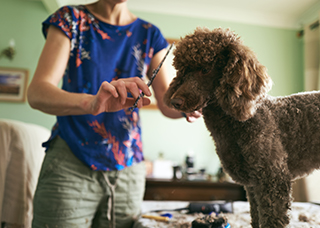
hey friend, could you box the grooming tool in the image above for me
[191,222,231,228]
[141,214,170,222]
[130,43,174,111]
[151,202,233,214]
[188,202,233,214]
[160,213,173,218]
[191,214,230,228]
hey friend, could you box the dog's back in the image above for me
[270,91,320,178]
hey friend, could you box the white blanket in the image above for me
[135,201,320,228]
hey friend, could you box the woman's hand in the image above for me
[184,110,203,123]
[85,77,152,115]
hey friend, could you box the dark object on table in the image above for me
[152,202,233,214]
[173,165,183,179]
[188,202,233,214]
[192,214,228,228]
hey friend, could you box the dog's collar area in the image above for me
[203,96,215,108]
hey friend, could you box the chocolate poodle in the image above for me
[164,27,320,228]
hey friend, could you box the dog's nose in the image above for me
[170,98,184,109]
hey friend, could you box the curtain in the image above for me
[304,19,319,91]
[292,17,320,203]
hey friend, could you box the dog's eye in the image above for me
[201,68,210,75]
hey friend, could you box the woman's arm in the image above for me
[28,26,151,116]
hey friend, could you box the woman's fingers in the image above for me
[125,97,151,108]
[100,81,118,98]
[111,77,151,102]
[111,80,126,104]
[185,110,203,123]
[92,78,151,114]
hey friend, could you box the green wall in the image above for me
[0,0,56,129]
[134,11,304,96]
[0,0,304,174]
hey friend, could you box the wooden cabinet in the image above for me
[144,178,247,201]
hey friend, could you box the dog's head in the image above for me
[164,27,272,121]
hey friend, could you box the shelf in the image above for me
[144,178,247,201]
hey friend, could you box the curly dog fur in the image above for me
[164,27,320,228]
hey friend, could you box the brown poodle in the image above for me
[164,27,320,228]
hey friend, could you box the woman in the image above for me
[28,0,201,227]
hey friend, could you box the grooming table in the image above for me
[133,201,320,228]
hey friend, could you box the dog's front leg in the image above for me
[245,186,260,228]
[255,176,292,228]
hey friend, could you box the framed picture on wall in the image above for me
[0,67,28,102]
[142,38,178,109]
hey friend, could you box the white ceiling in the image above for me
[39,0,320,29]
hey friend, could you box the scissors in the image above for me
[129,43,174,111]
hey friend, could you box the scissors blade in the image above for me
[130,43,174,111]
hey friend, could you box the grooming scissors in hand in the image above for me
[130,43,174,111]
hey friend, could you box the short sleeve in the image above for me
[151,26,169,55]
[42,6,77,40]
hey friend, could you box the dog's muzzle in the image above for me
[170,97,184,110]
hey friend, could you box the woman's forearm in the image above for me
[27,81,93,116]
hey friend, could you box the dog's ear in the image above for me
[215,44,272,121]
[163,74,182,107]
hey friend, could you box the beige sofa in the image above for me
[292,171,320,203]
[0,119,50,227]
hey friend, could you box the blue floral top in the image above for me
[42,5,168,171]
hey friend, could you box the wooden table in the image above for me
[144,178,247,201]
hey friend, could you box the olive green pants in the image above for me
[32,137,146,228]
